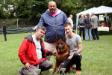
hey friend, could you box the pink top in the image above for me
[50,9,61,17]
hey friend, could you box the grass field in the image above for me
[0,33,112,75]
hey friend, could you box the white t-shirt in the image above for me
[32,34,42,59]
[66,34,82,59]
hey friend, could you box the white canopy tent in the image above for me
[77,7,97,16]
[75,6,112,33]
[94,6,112,14]
[76,7,97,33]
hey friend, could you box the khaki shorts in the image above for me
[44,42,57,69]
[44,42,56,53]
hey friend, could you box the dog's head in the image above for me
[56,39,69,53]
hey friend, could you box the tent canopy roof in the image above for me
[77,6,112,16]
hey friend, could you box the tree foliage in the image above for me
[56,0,83,15]
[81,0,112,8]
[0,0,112,19]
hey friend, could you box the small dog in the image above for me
[53,39,69,74]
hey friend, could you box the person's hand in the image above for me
[46,51,53,56]
[32,26,37,30]
[52,51,57,56]
[25,63,31,68]
[40,58,46,63]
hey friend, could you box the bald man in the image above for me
[34,1,67,53]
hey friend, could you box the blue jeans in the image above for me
[85,28,92,40]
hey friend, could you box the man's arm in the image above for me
[18,39,29,65]
[33,15,44,30]
[77,41,83,54]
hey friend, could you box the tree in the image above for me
[81,0,112,8]
[55,0,83,15]
[0,0,112,26]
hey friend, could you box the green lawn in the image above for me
[0,33,112,75]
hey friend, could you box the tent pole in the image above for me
[75,15,79,34]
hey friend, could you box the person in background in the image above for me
[18,25,53,75]
[84,14,92,40]
[3,26,7,41]
[90,14,99,40]
[67,14,74,28]
[78,14,85,40]
[60,22,83,75]
[34,1,67,53]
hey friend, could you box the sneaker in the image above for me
[70,65,76,70]
[76,70,81,75]
[59,68,66,75]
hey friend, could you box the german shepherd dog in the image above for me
[53,39,69,74]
